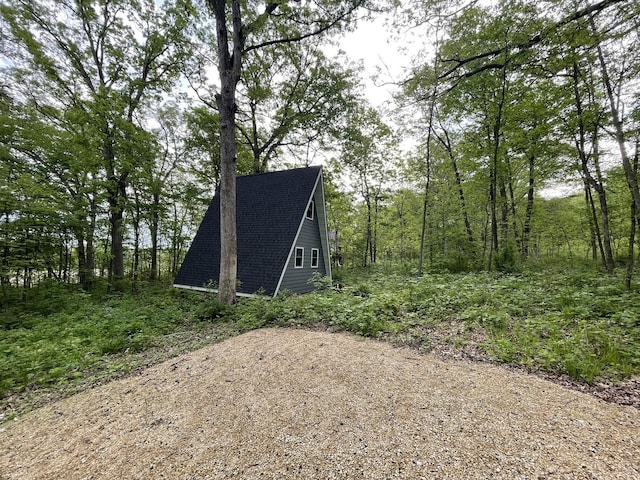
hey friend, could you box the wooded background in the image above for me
[1,0,639,301]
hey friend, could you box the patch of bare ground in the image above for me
[1,328,638,479]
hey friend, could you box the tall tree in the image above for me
[238,43,359,173]
[205,0,370,304]
[340,104,396,267]
[1,0,193,290]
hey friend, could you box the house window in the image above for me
[311,248,319,268]
[294,247,304,268]
[306,200,314,220]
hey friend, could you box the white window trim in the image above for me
[294,247,304,269]
[311,248,319,268]
[306,199,314,220]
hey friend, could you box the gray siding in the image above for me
[279,189,327,294]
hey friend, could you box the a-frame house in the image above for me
[173,166,331,297]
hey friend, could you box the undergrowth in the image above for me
[2,269,639,420]
[233,269,640,384]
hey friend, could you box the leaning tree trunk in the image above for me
[572,61,613,272]
[584,180,606,265]
[449,141,474,245]
[591,19,640,228]
[592,138,615,273]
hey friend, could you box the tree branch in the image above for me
[439,0,626,81]
[243,1,366,54]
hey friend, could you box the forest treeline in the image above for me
[1,0,639,303]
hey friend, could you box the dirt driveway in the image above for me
[1,328,638,479]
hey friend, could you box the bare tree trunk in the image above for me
[107,186,126,291]
[418,185,429,275]
[76,232,87,287]
[417,35,442,276]
[572,61,613,272]
[521,154,535,259]
[585,180,606,266]
[435,127,475,245]
[150,192,159,280]
[592,139,615,273]
[626,200,637,290]
[104,127,127,292]
[132,189,141,289]
[211,0,244,304]
[86,200,96,285]
[626,139,639,290]
[372,194,379,264]
[506,157,520,247]
[363,195,372,267]
[488,154,498,272]
[488,64,507,271]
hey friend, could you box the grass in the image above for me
[1,268,639,420]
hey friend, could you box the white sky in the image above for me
[335,13,424,110]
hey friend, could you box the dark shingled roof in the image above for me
[174,166,322,296]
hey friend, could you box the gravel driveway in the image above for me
[1,328,638,479]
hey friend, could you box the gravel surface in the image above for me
[1,328,638,479]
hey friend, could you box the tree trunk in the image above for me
[626,200,637,290]
[488,128,499,271]
[86,200,96,286]
[107,180,126,291]
[132,189,141,288]
[104,126,127,292]
[591,18,640,227]
[217,91,238,303]
[521,154,535,259]
[592,141,615,273]
[75,196,96,290]
[372,195,379,264]
[488,157,498,272]
[626,140,639,290]
[417,81,437,275]
[585,180,606,266]
[571,62,614,272]
[506,157,520,247]
[212,0,244,305]
[446,138,475,245]
[488,65,507,271]
[364,196,372,267]
[418,184,429,275]
[76,231,87,288]
[150,192,159,280]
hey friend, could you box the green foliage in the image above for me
[2,268,639,419]
[494,241,521,274]
[247,268,640,384]
[0,284,207,399]
[192,290,237,322]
